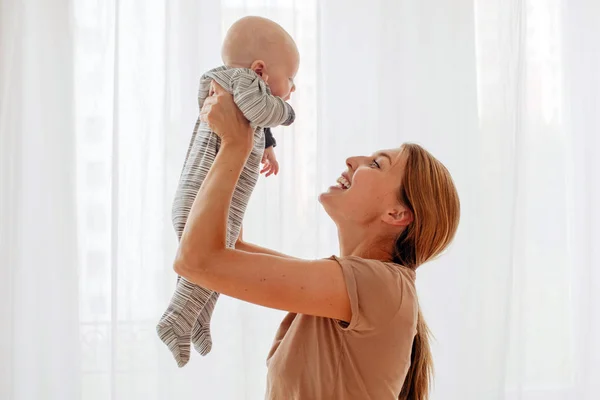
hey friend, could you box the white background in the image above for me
[1,0,599,399]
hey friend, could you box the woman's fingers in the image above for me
[199,96,216,124]
[210,81,226,95]
[199,80,253,151]
[200,93,224,130]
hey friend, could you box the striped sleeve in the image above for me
[229,69,295,128]
[264,127,276,148]
[199,66,230,110]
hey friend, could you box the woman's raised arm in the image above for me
[174,82,351,322]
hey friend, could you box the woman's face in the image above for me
[319,147,410,227]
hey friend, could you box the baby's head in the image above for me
[222,16,299,101]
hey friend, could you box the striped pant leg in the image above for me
[191,128,264,355]
[156,125,219,367]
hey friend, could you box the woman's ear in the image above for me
[382,208,413,227]
[250,60,268,83]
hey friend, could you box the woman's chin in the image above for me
[319,190,348,225]
[318,186,346,210]
[319,186,342,201]
[317,191,328,205]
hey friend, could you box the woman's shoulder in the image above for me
[329,254,416,283]
[328,254,417,305]
[327,255,418,333]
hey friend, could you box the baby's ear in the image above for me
[250,60,268,82]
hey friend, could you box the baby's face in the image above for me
[268,71,295,101]
[265,52,299,101]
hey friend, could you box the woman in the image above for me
[174,83,460,400]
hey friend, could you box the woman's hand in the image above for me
[200,81,254,152]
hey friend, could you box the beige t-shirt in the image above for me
[265,255,418,400]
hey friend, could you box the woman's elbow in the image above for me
[173,248,208,281]
[173,257,189,279]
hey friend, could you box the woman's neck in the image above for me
[337,223,395,261]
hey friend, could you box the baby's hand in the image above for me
[261,146,279,177]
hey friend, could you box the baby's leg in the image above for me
[191,291,219,355]
[156,279,213,366]
[190,130,264,355]
[156,125,218,367]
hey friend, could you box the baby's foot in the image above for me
[191,292,219,356]
[156,278,213,367]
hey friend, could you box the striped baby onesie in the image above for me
[157,66,295,367]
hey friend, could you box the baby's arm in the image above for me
[261,128,279,177]
[230,70,295,128]
[264,127,276,148]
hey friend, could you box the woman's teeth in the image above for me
[336,176,351,189]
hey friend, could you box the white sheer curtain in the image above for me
[470,1,600,398]
[1,0,598,399]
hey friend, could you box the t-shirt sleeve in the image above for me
[331,255,417,337]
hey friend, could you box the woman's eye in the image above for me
[370,159,380,168]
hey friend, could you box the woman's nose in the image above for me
[347,156,372,171]
[346,156,359,170]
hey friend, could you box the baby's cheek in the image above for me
[272,85,284,98]
[271,79,290,99]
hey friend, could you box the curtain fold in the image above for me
[563,1,600,398]
[1,0,81,399]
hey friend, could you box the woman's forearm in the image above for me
[177,142,250,266]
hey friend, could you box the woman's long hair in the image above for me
[394,143,460,400]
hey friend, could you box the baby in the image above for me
[157,16,299,367]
